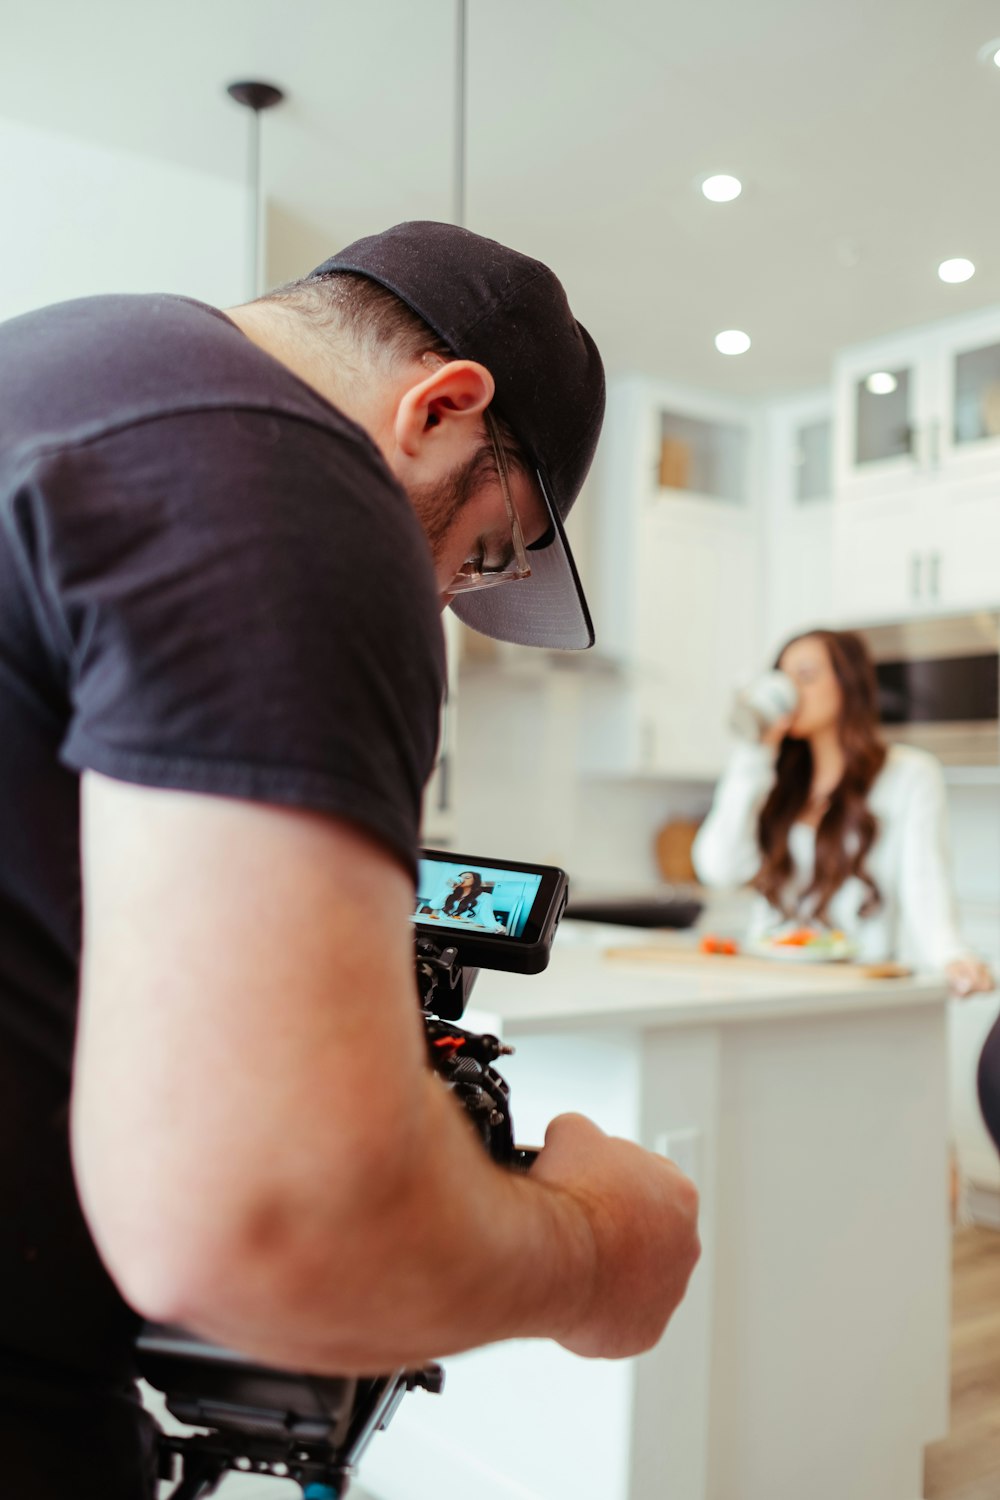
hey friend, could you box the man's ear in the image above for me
[394,360,495,459]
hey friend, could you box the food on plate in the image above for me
[771,927,846,949]
[750,925,855,962]
[699,934,739,956]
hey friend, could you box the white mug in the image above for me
[729,669,798,742]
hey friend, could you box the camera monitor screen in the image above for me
[413,859,541,939]
[411,850,568,974]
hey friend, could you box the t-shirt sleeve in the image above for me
[12,409,445,879]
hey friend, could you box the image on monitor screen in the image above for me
[412,860,543,939]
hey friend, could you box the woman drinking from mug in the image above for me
[693,628,993,996]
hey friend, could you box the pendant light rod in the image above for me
[454,0,467,228]
[227,80,285,299]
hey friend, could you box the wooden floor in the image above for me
[925,1226,1000,1500]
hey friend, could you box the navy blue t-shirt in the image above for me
[0,293,445,1496]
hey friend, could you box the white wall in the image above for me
[0,114,246,319]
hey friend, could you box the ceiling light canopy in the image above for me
[938,257,975,284]
[701,174,742,203]
[715,329,751,356]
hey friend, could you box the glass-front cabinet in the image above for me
[854,368,913,467]
[833,328,936,501]
[831,307,1000,622]
[793,413,832,503]
[834,307,1000,501]
[939,310,1000,480]
[655,408,749,505]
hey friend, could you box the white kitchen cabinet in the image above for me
[941,477,1000,608]
[634,507,761,777]
[833,489,937,623]
[761,392,835,655]
[832,307,1000,621]
[833,479,1000,622]
[582,377,761,778]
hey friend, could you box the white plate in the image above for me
[746,935,856,963]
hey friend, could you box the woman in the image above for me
[693,628,993,995]
[435,871,504,932]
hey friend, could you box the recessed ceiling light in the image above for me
[715,329,751,356]
[865,372,898,395]
[701,174,742,203]
[938,258,975,283]
[976,37,1000,66]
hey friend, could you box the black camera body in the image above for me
[139,851,568,1500]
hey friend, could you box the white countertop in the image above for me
[472,927,949,1034]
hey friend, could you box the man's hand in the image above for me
[531,1113,701,1359]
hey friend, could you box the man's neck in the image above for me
[224,300,396,462]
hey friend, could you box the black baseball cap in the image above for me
[307,221,604,650]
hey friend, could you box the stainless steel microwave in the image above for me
[858,613,1000,765]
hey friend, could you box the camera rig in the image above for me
[138,935,534,1500]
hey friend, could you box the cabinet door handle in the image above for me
[911,553,922,600]
[928,551,940,599]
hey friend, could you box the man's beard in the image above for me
[407,443,497,569]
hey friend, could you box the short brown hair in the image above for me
[265,271,452,367]
[262,272,525,471]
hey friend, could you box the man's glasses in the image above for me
[421,355,532,595]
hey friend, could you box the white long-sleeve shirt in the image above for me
[692,741,971,971]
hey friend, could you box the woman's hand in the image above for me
[761,711,796,749]
[946,957,995,998]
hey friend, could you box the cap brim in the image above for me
[449,468,594,650]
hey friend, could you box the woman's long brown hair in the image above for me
[754,629,887,923]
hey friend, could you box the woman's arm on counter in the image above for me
[691,741,774,888]
[895,750,993,992]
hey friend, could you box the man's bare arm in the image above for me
[74,773,698,1373]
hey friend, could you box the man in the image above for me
[0,220,700,1497]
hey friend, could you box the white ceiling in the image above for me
[5,0,1000,397]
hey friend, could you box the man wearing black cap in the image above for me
[0,221,699,1497]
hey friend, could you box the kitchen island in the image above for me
[360,934,950,1500]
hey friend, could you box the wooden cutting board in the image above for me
[602,945,912,982]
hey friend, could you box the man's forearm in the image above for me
[160,1070,597,1374]
[77,787,697,1370]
